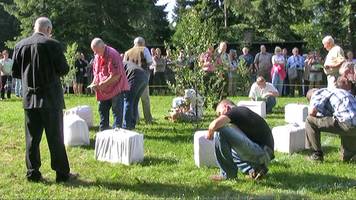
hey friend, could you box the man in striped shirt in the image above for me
[306,78,356,161]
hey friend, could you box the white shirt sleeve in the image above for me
[266,82,278,93]
[248,83,257,99]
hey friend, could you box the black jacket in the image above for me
[12,32,69,109]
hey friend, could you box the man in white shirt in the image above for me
[248,76,279,114]
[0,50,14,99]
[123,37,153,124]
[322,35,345,89]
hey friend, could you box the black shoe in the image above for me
[248,165,268,180]
[26,171,43,182]
[56,173,79,183]
[309,151,324,161]
[342,153,356,162]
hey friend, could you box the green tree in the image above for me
[0,0,19,50]
[2,0,171,52]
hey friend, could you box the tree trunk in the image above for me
[224,2,227,28]
[350,1,356,53]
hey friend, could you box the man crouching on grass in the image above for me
[206,99,274,181]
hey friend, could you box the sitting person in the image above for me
[248,76,279,114]
[306,77,356,162]
[206,99,274,181]
[167,89,204,122]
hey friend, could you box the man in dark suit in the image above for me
[12,17,78,182]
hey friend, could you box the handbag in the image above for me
[287,67,298,80]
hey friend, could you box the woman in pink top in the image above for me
[271,46,286,95]
[200,45,216,73]
[90,38,129,131]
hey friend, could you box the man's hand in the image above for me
[206,115,231,140]
[206,129,214,140]
[309,107,317,117]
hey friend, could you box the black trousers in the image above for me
[25,108,70,178]
[1,75,12,99]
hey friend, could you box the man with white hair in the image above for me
[123,37,153,124]
[322,35,346,89]
[12,17,77,182]
[90,38,129,131]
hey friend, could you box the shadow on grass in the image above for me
[53,178,306,199]
[297,146,339,156]
[145,126,196,134]
[89,126,100,132]
[145,134,193,144]
[262,171,356,194]
[80,138,96,150]
[139,155,178,166]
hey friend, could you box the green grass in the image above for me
[0,95,355,199]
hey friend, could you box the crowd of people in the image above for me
[3,16,356,184]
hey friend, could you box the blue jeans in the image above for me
[98,92,125,131]
[272,71,283,95]
[123,79,148,129]
[265,96,276,114]
[14,78,22,97]
[215,126,270,179]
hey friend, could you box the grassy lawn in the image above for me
[0,95,355,199]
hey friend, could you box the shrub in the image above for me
[62,42,78,93]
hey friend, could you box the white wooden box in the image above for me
[272,124,306,154]
[194,130,218,168]
[95,128,144,165]
[237,101,266,118]
[63,114,90,146]
[66,105,94,127]
[285,104,308,125]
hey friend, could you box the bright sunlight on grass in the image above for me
[0,95,355,199]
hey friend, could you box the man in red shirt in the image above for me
[90,38,129,131]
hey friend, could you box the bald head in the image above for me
[34,17,52,37]
[134,37,145,47]
[91,38,106,56]
[216,99,236,116]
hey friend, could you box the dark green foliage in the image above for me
[234,59,251,96]
[2,0,171,52]
[0,0,19,50]
[172,0,355,52]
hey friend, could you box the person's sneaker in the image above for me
[309,151,324,161]
[248,166,268,180]
[56,173,79,183]
[210,174,227,182]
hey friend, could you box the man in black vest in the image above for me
[12,17,78,182]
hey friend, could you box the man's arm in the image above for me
[253,53,259,71]
[11,47,21,79]
[94,74,119,91]
[51,41,69,76]
[206,115,231,140]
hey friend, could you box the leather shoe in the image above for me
[309,151,324,161]
[249,166,268,180]
[56,173,79,183]
[27,175,45,183]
